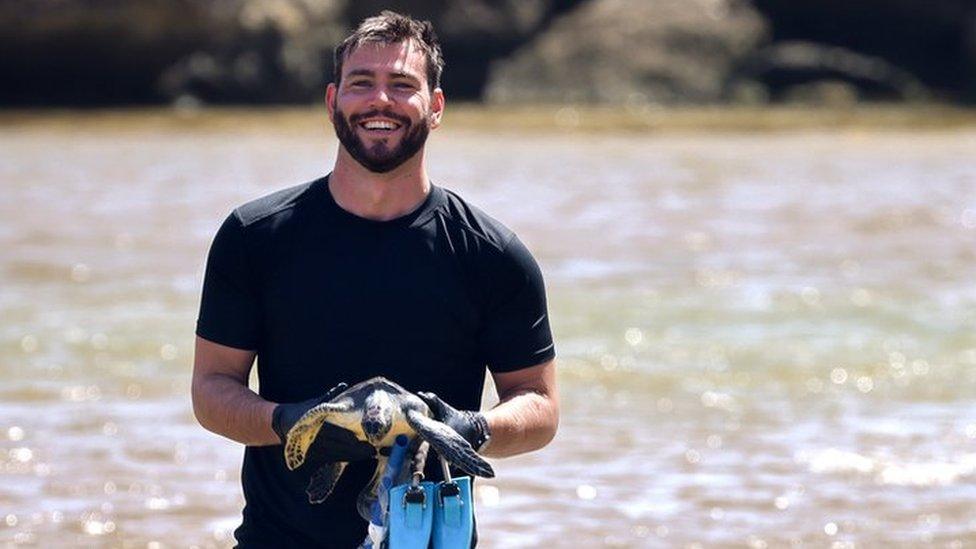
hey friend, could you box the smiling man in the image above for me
[192,11,558,548]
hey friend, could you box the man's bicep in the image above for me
[193,335,256,384]
[479,236,555,371]
[490,359,558,402]
[196,213,262,350]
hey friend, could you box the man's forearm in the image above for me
[481,389,558,458]
[191,373,279,446]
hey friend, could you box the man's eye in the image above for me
[349,80,370,88]
[394,82,416,90]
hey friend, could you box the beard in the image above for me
[332,104,431,173]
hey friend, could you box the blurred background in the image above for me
[2,0,976,106]
[2,1,976,548]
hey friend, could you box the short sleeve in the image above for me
[478,235,556,372]
[196,213,262,350]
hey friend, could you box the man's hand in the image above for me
[272,383,375,462]
[417,392,491,452]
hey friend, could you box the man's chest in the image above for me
[257,230,484,349]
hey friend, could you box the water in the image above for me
[1,111,975,547]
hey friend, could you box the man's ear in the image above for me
[325,83,337,124]
[429,87,445,130]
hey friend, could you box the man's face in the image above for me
[327,40,444,173]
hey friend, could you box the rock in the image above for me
[751,0,976,102]
[341,1,568,96]
[0,0,220,104]
[0,0,348,104]
[781,80,861,106]
[741,41,929,102]
[485,0,770,104]
[158,0,348,103]
[3,0,972,105]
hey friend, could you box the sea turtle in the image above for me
[283,376,494,516]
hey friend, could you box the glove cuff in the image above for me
[469,411,491,453]
[271,404,287,444]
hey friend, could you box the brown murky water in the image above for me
[1,111,975,548]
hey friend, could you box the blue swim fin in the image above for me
[432,456,475,548]
[388,481,435,549]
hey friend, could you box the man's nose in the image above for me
[367,86,394,108]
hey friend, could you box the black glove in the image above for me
[272,383,375,462]
[417,392,491,452]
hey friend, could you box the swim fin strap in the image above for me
[432,477,474,548]
[388,482,435,549]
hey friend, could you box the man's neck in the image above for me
[328,150,431,221]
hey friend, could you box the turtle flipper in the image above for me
[356,458,386,521]
[307,461,347,503]
[284,401,355,470]
[406,410,495,478]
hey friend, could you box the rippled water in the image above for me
[1,112,975,547]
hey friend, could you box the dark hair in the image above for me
[333,11,444,91]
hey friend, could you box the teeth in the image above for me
[362,120,398,130]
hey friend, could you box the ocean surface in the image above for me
[1,111,975,548]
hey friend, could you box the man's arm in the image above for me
[191,336,278,446]
[481,359,559,458]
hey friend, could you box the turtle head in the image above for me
[361,390,394,444]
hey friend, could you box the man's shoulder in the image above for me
[232,177,323,228]
[435,187,517,253]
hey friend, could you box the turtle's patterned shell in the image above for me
[282,376,495,513]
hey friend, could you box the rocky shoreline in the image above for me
[2,0,973,106]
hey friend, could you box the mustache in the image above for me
[349,109,412,127]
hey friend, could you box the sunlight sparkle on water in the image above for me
[701,391,734,410]
[856,376,874,393]
[800,287,820,306]
[146,497,170,510]
[10,447,33,462]
[576,484,597,500]
[747,536,768,549]
[7,426,25,441]
[126,383,143,399]
[64,326,87,343]
[20,335,38,353]
[160,344,178,360]
[82,517,115,536]
[830,368,848,384]
[61,385,101,402]
[476,485,500,507]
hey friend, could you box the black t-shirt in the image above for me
[196,175,555,548]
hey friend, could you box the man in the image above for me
[191,11,558,548]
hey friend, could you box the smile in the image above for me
[358,119,402,132]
